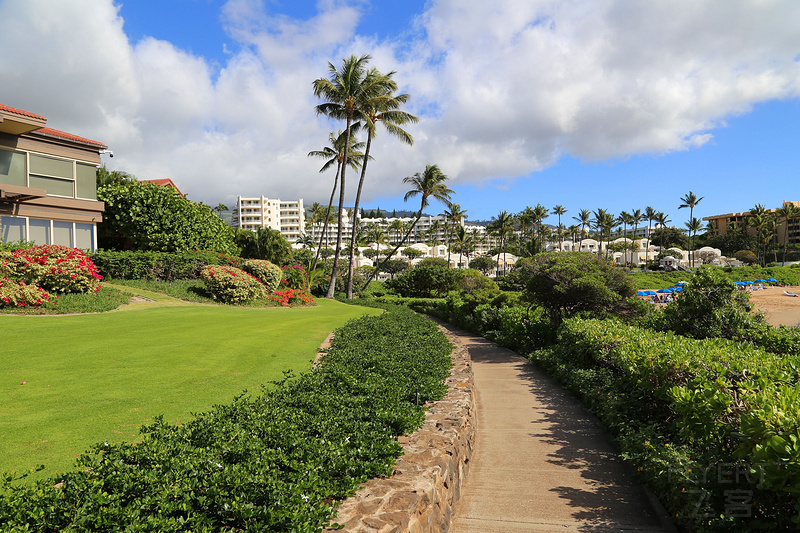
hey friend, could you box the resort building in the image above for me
[306,213,469,249]
[703,202,800,245]
[0,103,106,251]
[232,196,305,242]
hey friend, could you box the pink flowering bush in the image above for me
[280,263,308,290]
[200,264,267,304]
[0,278,51,308]
[242,259,282,292]
[266,288,315,307]
[8,245,103,293]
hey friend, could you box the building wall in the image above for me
[0,127,105,251]
[232,195,305,242]
[704,202,800,245]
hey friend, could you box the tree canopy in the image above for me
[98,181,237,254]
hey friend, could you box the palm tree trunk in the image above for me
[345,132,373,299]
[326,119,352,299]
[312,161,341,272]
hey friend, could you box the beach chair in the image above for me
[784,290,798,297]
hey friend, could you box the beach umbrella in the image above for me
[657,288,674,293]
[744,281,755,285]
[676,281,688,285]
[673,286,683,292]
[734,281,747,285]
[766,278,778,282]
[638,290,657,296]
[755,279,768,283]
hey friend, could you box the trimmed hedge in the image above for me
[0,307,453,532]
[531,318,800,531]
[91,250,243,281]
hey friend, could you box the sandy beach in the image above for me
[749,286,800,328]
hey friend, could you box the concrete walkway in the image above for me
[443,324,676,533]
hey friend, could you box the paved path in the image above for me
[443,324,676,533]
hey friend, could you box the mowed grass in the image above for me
[1,291,380,482]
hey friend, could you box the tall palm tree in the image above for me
[748,204,769,265]
[678,191,704,267]
[617,211,633,263]
[643,206,658,270]
[592,209,615,258]
[345,71,419,299]
[452,225,476,267]
[444,202,467,266]
[532,204,549,253]
[685,217,703,264]
[552,205,567,245]
[776,202,799,266]
[363,165,453,290]
[655,212,671,256]
[307,129,366,272]
[630,209,644,266]
[573,209,592,251]
[313,54,375,298]
[488,210,516,275]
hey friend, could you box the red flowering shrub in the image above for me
[266,288,315,307]
[242,259,282,292]
[200,265,267,304]
[10,245,103,293]
[0,278,51,308]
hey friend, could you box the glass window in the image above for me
[1,216,26,243]
[75,223,94,251]
[28,218,51,245]
[76,163,97,200]
[0,149,27,187]
[30,175,75,197]
[53,221,73,247]
[30,154,73,179]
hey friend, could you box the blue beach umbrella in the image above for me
[657,288,674,293]
[744,281,755,285]
[766,278,778,282]
[734,281,747,285]
[673,286,683,292]
[638,290,657,296]
[755,279,768,283]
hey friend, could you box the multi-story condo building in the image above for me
[703,201,800,244]
[232,196,305,242]
[306,213,467,248]
[0,103,106,250]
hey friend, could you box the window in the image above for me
[1,216,25,242]
[28,219,51,245]
[53,220,73,247]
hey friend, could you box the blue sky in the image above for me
[1,0,798,227]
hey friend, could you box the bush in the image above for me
[200,265,267,304]
[0,278,51,308]
[386,264,463,298]
[0,251,16,279]
[91,250,244,281]
[266,288,315,307]
[459,268,498,293]
[11,245,103,293]
[280,263,308,290]
[241,259,282,292]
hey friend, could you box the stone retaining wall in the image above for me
[324,325,475,533]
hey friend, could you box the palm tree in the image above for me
[363,165,453,290]
[444,202,467,266]
[313,54,375,298]
[345,70,419,299]
[307,129,366,272]
[532,204,549,253]
[655,212,671,256]
[573,209,592,251]
[488,210,516,275]
[452,225,476,268]
[630,209,644,266]
[552,205,567,245]
[567,224,581,246]
[592,209,615,258]
[388,219,404,245]
[643,206,658,270]
[617,211,633,263]
[685,217,703,264]
[678,191,704,267]
[776,202,800,266]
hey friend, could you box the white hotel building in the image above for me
[231,196,305,242]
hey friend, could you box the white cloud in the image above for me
[0,0,798,209]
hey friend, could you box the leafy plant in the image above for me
[200,265,267,304]
[242,259,283,292]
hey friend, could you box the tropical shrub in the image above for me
[91,250,244,281]
[522,252,637,323]
[459,268,497,293]
[241,259,282,292]
[98,181,237,254]
[386,263,463,298]
[0,251,16,279]
[0,307,452,532]
[266,288,315,307]
[0,278,51,308]
[10,245,103,293]
[200,265,267,304]
[280,263,308,290]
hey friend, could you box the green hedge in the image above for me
[91,250,243,281]
[531,318,800,531]
[0,307,452,532]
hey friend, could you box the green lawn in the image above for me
[1,288,380,481]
